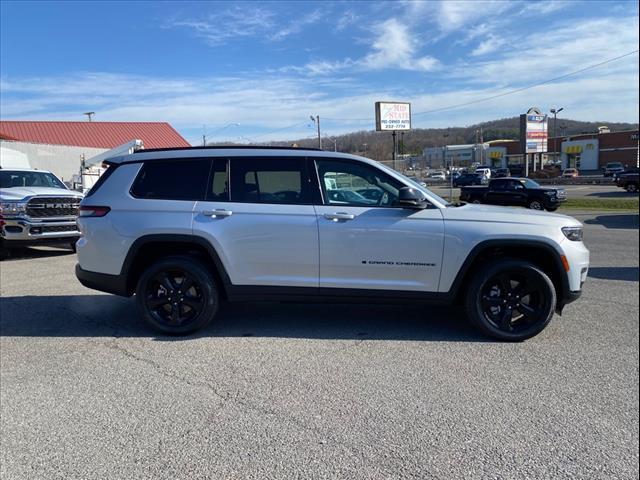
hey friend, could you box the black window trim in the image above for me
[129,157,213,201]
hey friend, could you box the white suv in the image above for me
[75,147,589,341]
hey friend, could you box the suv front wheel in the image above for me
[135,256,219,334]
[465,259,556,341]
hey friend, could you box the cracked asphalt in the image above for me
[1,212,638,479]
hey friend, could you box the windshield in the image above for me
[382,166,451,206]
[0,171,67,189]
[522,178,541,189]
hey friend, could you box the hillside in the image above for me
[246,117,638,163]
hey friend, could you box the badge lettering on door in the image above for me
[362,260,436,267]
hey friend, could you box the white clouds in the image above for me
[168,7,278,46]
[471,35,506,56]
[167,6,325,45]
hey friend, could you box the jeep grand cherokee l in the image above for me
[75,147,589,341]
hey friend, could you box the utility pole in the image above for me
[392,131,397,170]
[310,115,321,149]
[363,143,368,155]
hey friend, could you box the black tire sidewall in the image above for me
[465,259,556,341]
[135,256,219,335]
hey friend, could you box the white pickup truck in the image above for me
[0,148,83,259]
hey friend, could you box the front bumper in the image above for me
[1,216,80,246]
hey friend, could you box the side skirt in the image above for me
[225,285,453,305]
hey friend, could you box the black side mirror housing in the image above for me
[397,187,428,209]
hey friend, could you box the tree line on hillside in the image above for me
[211,117,638,163]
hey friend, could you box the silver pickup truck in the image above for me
[0,168,83,259]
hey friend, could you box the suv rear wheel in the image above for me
[135,255,219,334]
[465,259,556,341]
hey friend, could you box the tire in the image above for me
[465,259,556,341]
[135,255,219,335]
[528,199,544,210]
[546,207,558,212]
[627,184,638,193]
[0,241,8,261]
[471,198,482,204]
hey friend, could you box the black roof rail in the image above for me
[139,145,324,153]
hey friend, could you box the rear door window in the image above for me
[130,159,211,200]
[229,157,311,204]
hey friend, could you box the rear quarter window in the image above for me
[130,159,211,201]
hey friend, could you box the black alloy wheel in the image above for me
[136,256,219,334]
[466,259,556,341]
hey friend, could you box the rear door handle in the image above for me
[324,212,356,221]
[203,209,233,218]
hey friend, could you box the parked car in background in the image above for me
[603,162,625,177]
[493,168,511,178]
[1,169,83,259]
[459,178,567,211]
[475,167,492,179]
[615,171,639,193]
[453,173,487,187]
[407,176,427,187]
[562,168,579,178]
[430,171,446,181]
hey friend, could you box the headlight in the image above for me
[0,202,27,215]
[562,226,583,241]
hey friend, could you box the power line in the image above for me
[321,49,639,122]
[411,49,639,117]
[246,121,309,141]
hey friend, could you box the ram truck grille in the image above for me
[27,197,81,218]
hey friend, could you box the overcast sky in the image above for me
[1,0,638,145]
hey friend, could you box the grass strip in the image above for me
[561,198,639,211]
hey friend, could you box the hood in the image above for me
[443,203,581,227]
[0,186,83,201]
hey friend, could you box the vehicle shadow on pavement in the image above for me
[588,267,639,282]
[1,246,74,261]
[586,191,639,198]
[0,295,490,342]
[584,214,639,229]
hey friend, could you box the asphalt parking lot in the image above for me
[1,211,638,479]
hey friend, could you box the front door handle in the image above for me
[203,209,233,218]
[324,212,356,221]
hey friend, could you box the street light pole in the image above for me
[550,107,563,164]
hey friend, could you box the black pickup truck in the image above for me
[459,178,567,211]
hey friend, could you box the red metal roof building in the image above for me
[0,121,190,149]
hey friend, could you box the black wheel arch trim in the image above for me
[120,234,233,297]
[445,239,571,308]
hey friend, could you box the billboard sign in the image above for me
[375,102,411,131]
[520,107,548,153]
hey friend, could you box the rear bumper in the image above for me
[75,264,130,297]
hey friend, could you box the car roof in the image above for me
[105,146,369,165]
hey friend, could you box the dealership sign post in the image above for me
[520,107,548,177]
[375,102,411,170]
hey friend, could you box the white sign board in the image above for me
[520,109,548,153]
[375,102,411,131]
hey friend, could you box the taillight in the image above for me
[79,206,111,217]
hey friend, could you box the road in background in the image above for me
[429,183,636,200]
[1,212,638,479]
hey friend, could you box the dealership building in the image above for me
[424,129,639,172]
[0,121,190,182]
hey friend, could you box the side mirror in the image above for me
[397,187,427,209]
